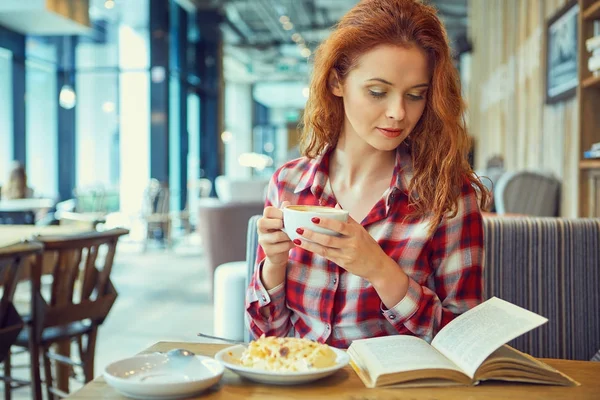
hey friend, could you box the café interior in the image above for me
[0,0,599,399]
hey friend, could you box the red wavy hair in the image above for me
[301,0,489,226]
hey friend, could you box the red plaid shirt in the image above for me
[245,146,483,349]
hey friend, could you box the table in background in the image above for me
[0,225,91,249]
[69,342,600,400]
[0,198,55,212]
[0,198,56,225]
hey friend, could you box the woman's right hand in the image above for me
[257,201,294,269]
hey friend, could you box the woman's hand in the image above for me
[293,215,392,282]
[257,201,293,269]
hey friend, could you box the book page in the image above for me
[431,297,547,379]
[352,335,464,375]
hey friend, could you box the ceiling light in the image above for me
[221,131,233,143]
[59,85,76,109]
[283,22,293,31]
[104,0,115,9]
[301,48,311,58]
[291,33,301,42]
[302,87,310,98]
[279,16,290,24]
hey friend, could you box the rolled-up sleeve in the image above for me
[382,181,484,342]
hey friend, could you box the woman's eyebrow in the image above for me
[365,78,429,89]
[366,77,393,85]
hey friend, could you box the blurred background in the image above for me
[0,0,472,217]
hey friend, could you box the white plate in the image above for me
[214,344,349,385]
[103,353,224,400]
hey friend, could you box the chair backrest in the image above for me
[244,215,261,343]
[0,242,44,362]
[196,200,264,284]
[73,186,107,213]
[483,217,600,360]
[143,179,170,215]
[214,176,269,203]
[197,178,213,198]
[29,229,129,338]
[494,170,561,216]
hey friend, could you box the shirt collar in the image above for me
[293,144,414,196]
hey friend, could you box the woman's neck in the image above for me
[329,130,396,188]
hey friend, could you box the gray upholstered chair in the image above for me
[212,215,260,342]
[197,199,263,297]
[483,217,600,360]
[494,170,561,216]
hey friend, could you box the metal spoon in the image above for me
[166,348,196,358]
[196,332,246,345]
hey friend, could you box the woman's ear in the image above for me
[328,70,343,97]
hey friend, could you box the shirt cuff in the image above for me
[253,261,286,309]
[381,278,422,323]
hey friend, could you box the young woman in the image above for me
[1,162,33,200]
[246,0,489,349]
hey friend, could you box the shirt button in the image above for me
[389,314,396,320]
[333,278,337,284]
[261,295,267,302]
[325,324,330,330]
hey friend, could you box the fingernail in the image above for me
[293,239,301,245]
[296,228,304,235]
[311,217,320,224]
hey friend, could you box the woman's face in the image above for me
[331,44,430,152]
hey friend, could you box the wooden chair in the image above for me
[0,242,44,400]
[5,228,128,399]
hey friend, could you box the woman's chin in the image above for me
[368,137,405,152]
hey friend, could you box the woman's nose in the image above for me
[386,98,405,121]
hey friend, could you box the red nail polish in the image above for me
[293,239,301,245]
[311,217,320,224]
[296,228,304,235]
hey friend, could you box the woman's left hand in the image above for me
[293,215,388,282]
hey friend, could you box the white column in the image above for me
[224,82,253,178]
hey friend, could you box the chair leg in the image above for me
[54,341,70,395]
[81,330,97,383]
[42,347,53,400]
[4,350,12,400]
[28,336,42,400]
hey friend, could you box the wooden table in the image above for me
[69,342,600,400]
[0,225,91,249]
[0,198,55,212]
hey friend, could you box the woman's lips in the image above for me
[377,127,403,138]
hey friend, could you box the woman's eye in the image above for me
[407,93,425,101]
[369,90,386,98]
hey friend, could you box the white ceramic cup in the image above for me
[282,205,349,242]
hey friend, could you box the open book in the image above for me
[348,297,578,388]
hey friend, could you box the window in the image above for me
[26,59,58,198]
[0,48,13,188]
